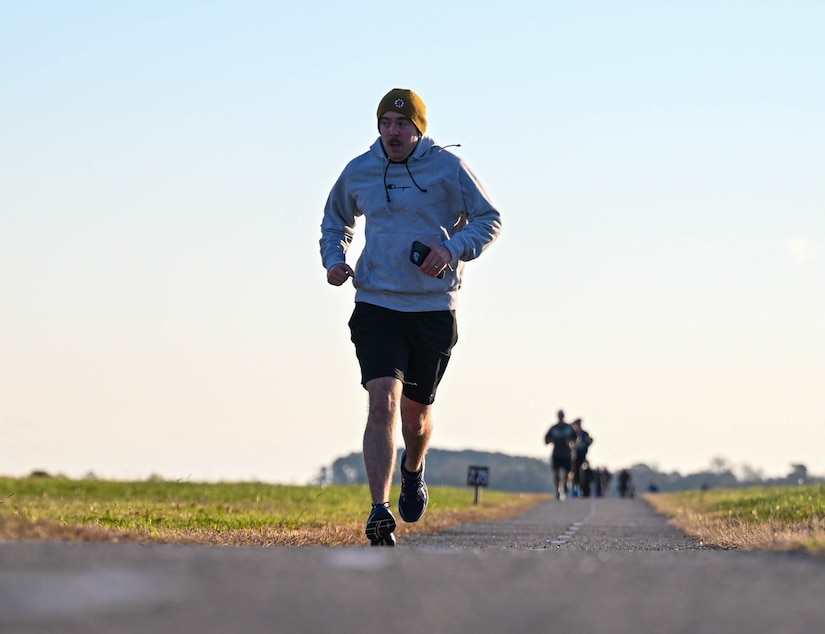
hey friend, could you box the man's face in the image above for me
[379,111,420,162]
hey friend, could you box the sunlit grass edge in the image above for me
[646,483,825,555]
[0,476,548,546]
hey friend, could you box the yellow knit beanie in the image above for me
[376,88,427,134]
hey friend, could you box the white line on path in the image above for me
[546,500,597,547]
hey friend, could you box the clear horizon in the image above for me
[6,446,817,485]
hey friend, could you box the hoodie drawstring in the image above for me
[383,160,392,202]
[405,161,428,194]
[384,159,428,202]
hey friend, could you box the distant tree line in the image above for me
[318,449,554,493]
[315,450,823,494]
[628,459,820,493]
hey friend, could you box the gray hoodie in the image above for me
[320,136,502,312]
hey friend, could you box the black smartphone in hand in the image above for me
[410,240,444,278]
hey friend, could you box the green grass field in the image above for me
[0,476,545,546]
[3,476,824,552]
[675,483,825,523]
[646,483,825,554]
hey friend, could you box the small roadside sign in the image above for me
[467,465,490,504]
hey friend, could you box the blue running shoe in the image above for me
[398,450,428,523]
[365,503,396,546]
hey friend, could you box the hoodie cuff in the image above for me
[440,241,454,260]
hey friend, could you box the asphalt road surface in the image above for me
[1,497,823,633]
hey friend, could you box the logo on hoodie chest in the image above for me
[385,183,413,194]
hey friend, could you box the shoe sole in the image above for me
[365,515,397,547]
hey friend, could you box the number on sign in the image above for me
[467,465,489,487]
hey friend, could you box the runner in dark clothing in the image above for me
[571,418,594,496]
[544,410,577,500]
[618,469,634,498]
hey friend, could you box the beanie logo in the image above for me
[394,98,405,108]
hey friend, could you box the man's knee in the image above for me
[366,377,401,418]
[400,397,431,434]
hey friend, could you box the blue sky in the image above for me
[2,1,823,484]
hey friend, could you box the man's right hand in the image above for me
[327,263,355,286]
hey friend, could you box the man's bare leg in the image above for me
[559,469,569,499]
[363,377,402,504]
[399,395,433,473]
[397,394,432,522]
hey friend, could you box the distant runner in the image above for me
[544,409,577,500]
[571,418,594,496]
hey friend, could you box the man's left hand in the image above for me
[420,243,451,277]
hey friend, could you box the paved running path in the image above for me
[1,498,823,633]
[403,496,702,550]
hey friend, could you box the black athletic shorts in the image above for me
[348,302,458,405]
[552,455,573,472]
